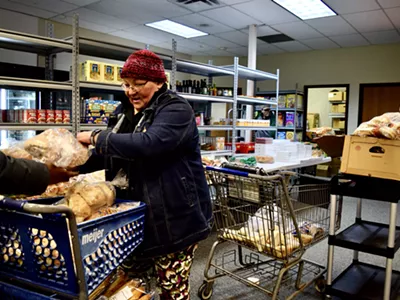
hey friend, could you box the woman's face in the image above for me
[123,78,163,112]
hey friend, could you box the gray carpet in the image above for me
[185,197,400,299]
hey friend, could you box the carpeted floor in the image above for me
[184,197,400,299]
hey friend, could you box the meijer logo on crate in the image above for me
[82,228,105,245]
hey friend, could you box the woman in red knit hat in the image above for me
[78,49,212,299]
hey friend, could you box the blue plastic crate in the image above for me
[0,198,145,298]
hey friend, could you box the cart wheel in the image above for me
[198,281,213,300]
[314,276,326,294]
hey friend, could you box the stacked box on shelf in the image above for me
[84,99,120,124]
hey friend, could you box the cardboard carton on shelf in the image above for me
[81,60,103,82]
[307,113,320,129]
[329,90,343,101]
[333,119,345,129]
[341,135,400,181]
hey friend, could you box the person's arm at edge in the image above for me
[0,151,50,196]
[95,100,193,159]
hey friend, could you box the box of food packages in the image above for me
[333,119,345,129]
[21,109,37,124]
[285,112,295,127]
[337,104,346,113]
[54,110,63,124]
[81,60,103,82]
[340,135,400,181]
[46,109,55,124]
[329,90,343,101]
[115,65,123,84]
[103,63,116,83]
[62,110,71,124]
[277,112,285,126]
[286,94,296,108]
[286,131,295,140]
[307,113,320,129]
[85,99,119,124]
[297,94,304,109]
[277,131,286,140]
[37,109,46,124]
[278,95,286,108]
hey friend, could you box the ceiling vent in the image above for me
[176,0,220,5]
[258,34,294,44]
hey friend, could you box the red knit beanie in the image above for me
[121,49,167,83]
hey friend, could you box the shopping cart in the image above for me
[199,166,342,300]
[0,197,146,299]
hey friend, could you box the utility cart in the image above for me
[199,166,343,299]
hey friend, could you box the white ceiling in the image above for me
[1,0,400,56]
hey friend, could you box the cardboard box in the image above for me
[340,135,400,181]
[316,164,330,177]
[329,91,343,101]
[37,109,47,124]
[278,95,286,108]
[81,60,102,82]
[286,94,296,108]
[115,65,123,83]
[338,104,346,113]
[307,113,320,129]
[333,119,345,129]
[103,64,116,83]
[297,95,304,110]
[45,110,55,124]
[62,110,71,124]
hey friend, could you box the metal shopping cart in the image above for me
[199,166,342,300]
[0,197,146,299]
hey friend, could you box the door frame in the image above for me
[358,82,400,126]
[304,84,350,138]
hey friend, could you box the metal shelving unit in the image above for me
[0,16,280,157]
[256,88,303,141]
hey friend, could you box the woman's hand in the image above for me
[46,164,78,185]
[77,131,92,145]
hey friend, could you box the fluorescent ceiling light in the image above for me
[273,0,336,20]
[145,20,208,38]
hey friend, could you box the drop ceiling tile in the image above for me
[233,0,298,26]
[62,0,101,5]
[273,41,311,52]
[241,25,279,37]
[214,30,250,46]
[228,46,248,56]
[108,29,161,45]
[377,0,400,8]
[330,33,370,47]
[301,37,340,50]
[196,49,232,56]
[66,8,138,30]
[192,35,242,48]
[171,13,233,34]
[0,0,56,18]
[272,22,324,40]
[257,43,285,55]
[52,15,115,33]
[221,0,252,4]
[386,7,400,28]
[112,0,191,18]
[170,38,215,51]
[167,0,226,13]
[200,7,262,29]
[306,16,357,36]
[343,10,394,32]
[363,30,400,44]
[324,0,380,14]
[11,0,78,14]
[86,0,163,24]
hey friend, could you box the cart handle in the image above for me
[0,198,26,211]
[205,166,282,181]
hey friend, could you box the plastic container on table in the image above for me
[0,197,146,300]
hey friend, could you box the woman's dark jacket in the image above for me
[82,84,212,258]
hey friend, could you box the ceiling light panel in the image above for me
[272,0,336,20]
[145,20,208,38]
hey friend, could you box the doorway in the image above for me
[304,84,350,139]
[358,83,400,125]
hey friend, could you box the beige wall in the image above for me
[195,43,400,133]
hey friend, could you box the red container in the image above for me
[55,110,63,124]
[37,109,47,123]
[62,110,71,124]
[237,142,255,154]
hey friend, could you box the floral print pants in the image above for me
[154,244,198,300]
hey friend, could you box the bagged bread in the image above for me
[2,145,32,160]
[354,112,400,140]
[24,128,90,168]
[65,181,116,223]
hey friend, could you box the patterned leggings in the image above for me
[154,244,198,300]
